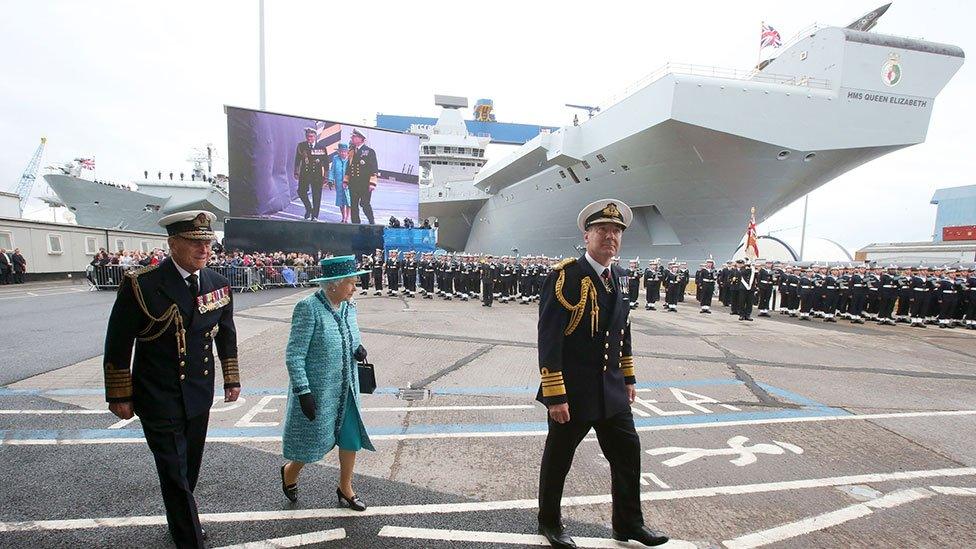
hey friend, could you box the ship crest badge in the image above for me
[882,53,901,87]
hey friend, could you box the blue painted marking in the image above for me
[0,379,743,398]
[1,378,847,443]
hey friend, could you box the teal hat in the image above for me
[309,255,369,283]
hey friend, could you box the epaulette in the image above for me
[126,263,160,278]
[553,258,576,271]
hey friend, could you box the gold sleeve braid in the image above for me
[540,368,566,398]
[221,357,240,386]
[620,356,635,378]
[554,268,599,337]
[104,362,132,400]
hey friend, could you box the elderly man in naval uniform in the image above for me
[103,210,240,548]
[536,199,669,548]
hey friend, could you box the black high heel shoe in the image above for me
[336,487,366,511]
[280,465,298,502]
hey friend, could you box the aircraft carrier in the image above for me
[400,7,964,260]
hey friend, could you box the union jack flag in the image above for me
[760,23,782,50]
[744,207,760,259]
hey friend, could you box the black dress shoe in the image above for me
[337,487,366,511]
[612,525,669,546]
[280,465,298,502]
[538,523,576,548]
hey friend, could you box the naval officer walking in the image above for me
[536,199,668,548]
[103,211,240,548]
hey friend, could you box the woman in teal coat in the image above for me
[280,256,374,511]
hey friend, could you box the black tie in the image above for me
[186,273,199,297]
[601,268,613,293]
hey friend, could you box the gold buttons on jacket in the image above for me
[180,374,186,381]
[204,357,209,363]
[179,361,185,367]
[604,354,608,360]
[621,329,625,335]
[204,344,210,350]
[203,370,209,376]
[605,343,609,349]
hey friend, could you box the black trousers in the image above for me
[645,283,659,304]
[737,288,754,318]
[896,294,912,317]
[386,270,399,291]
[371,270,383,291]
[849,291,867,317]
[878,295,897,319]
[358,272,370,290]
[538,410,644,532]
[141,413,210,549]
[482,279,494,305]
[758,285,773,310]
[297,175,323,219]
[349,183,374,224]
[698,285,714,307]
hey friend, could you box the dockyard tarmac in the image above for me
[2,287,975,548]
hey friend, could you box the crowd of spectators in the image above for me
[87,244,334,290]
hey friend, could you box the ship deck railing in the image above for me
[599,60,832,114]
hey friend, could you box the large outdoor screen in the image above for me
[226,106,420,224]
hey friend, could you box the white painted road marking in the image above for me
[3,408,976,445]
[211,527,346,548]
[722,488,934,548]
[0,467,972,532]
[930,485,976,496]
[377,525,696,548]
[646,436,803,467]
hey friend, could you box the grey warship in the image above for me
[416,8,964,260]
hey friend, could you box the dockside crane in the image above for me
[11,137,47,214]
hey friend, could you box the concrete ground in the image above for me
[1,286,975,548]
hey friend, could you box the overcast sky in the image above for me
[1,0,972,254]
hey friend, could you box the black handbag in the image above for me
[357,360,376,394]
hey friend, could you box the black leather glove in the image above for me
[298,393,316,421]
[354,344,367,362]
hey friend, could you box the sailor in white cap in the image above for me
[643,258,661,311]
[536,199,668,548]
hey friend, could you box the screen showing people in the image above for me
[227,106,420,224]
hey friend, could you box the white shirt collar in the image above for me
[172,260,200,284]
[584,251,611,274]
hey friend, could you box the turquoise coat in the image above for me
[282,292,374,462]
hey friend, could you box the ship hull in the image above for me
[43,175,228,234]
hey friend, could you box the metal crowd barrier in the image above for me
[87,265,324,292]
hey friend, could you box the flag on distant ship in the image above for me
[744,207,760,259]
[77,158,95,170]
[760,23,782,50]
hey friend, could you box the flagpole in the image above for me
[799,194,809,261]
[757,20,764,69]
